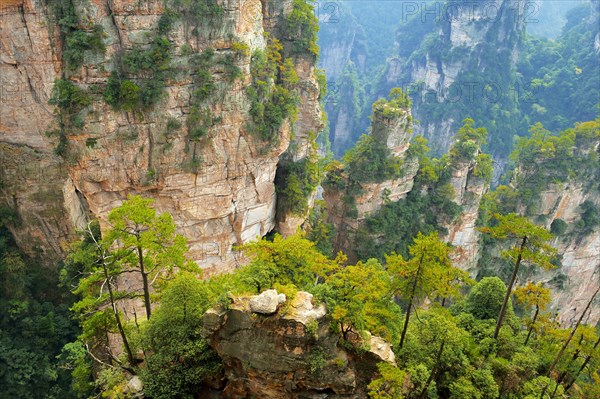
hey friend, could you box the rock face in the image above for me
[443,159,489,273]
[0,0,322,273]
[527,182,600,325]
[324,101,418,259]
[249,289,287,314]
[380,0,526,156]
[203,290,395,398]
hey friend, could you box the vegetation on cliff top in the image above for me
[54,196,598,399]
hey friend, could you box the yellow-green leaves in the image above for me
[368,362,409,399]
[514,282,551,312]
[387,232,466,303]
[387,232,469,348]
[480,213,557,339]
[481,213,556,270]
[240,233,341,292]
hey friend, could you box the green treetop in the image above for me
[316,258,397,342]
[514,282,552,345]
[387,232,463,349]
[104,195,197,320]
[480,213,556,339]
[449,118,488,164]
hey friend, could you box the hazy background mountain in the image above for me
[317,0,599,171]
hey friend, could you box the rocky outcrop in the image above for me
[377,0,526,157]
[527,182,600,325]
[0,0,322,273]
[0,0,73,261]
[203,290,395,398]
[324,98,418,258]
[443,159,489,273]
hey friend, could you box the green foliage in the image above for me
[238,233,341,293]
[104,196,197,316]
[481,213,556,338]
[388,232,470,348]
[307,346,326,374]
[0,212,80,398]
[247,38,299,145]
[187,106,219,141]
[368,362,409,399]
[115,36,173,110]
[518,5,600,133]
[51,1,106,73]
[103,73,141,111]
[285,0,320,57]
[550,218,568,236]
[372,87,412,119]
[316,68,328,102]
[316,257,401,342]
[577,200,600,233]
[343,134,403,183]
[305,200,335,257]
[140,273,221,399]
[449,118,488,164]
[465,277,510,320]
[47,78,91,156]
[49,79,92,110]
[353,186,461,261]
[191,48,216,100]
[164,0,224,33]
[275,156,320,216]
[509,120,600,215]
[473,153,494,183]
[56,211,598,399]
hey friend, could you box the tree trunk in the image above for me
[102,260,135,366]
[524,304,540,345]
[419,340,445,399]
[494,236,527,339]
[564,335,600,392]
[540,286,599,399]
[399,254,424,349]
[137,242,152,319]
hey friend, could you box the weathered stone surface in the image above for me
[125,376,143,395]
[529,182,600,324]
[282,291,326,325]
[324,103,418,260]
[443,158,489,273]
[203,290,395,398]
[0,0,321,274]
[249,289,286,314]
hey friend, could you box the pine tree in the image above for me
[480,213,556,339]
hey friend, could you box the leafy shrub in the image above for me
[465,277,511,320]
[275,157,320,215]
[49,79,91,110]
[140,274,221,399]
[47,79,91,155]
[187,106,220,141]
[52,1,105,72]
[247,40,299,145]
[103,73,141,111]
[344,135,403,183]
[577,200,600,232]
[231,41,250,58]
[285,0,320,57]
[474,153,493,183]
[550,218,568,236]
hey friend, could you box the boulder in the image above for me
[249,289,286,314]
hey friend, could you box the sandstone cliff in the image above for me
[203,289,395,398]
[0,0,322,273]
[323,92,418,260]
[378,0,526,157]
[443,158,489,273]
